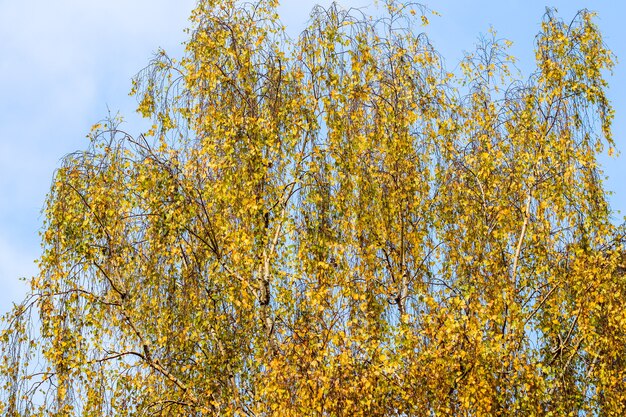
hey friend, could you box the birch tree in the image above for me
[2,1,625,415]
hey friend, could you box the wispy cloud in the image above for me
[0,0,195,313]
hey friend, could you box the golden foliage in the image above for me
[2,2,625,416]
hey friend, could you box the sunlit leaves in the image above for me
[1,1,624,416]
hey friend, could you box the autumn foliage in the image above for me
[2,0,625,415]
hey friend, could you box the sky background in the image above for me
[1,0,624,315]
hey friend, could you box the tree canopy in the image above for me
[2,0,625,415]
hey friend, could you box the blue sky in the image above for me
[1,0,624,315]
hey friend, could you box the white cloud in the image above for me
[0,0,195,313]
